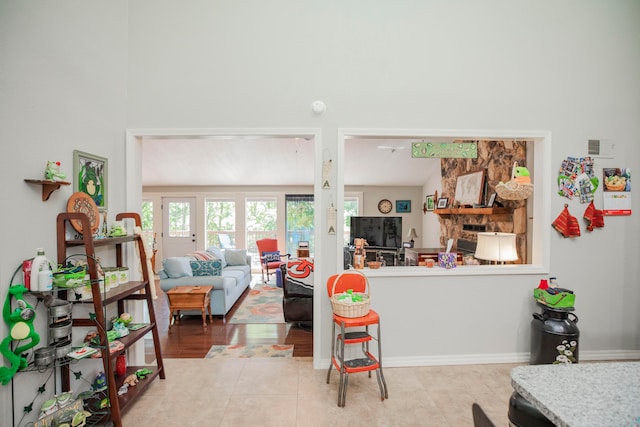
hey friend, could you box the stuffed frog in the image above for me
[513,166,531,184]
[0,284,40,385]
[44,160,67,181]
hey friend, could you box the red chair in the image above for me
[256,238,290,283]
[326,270,387,407]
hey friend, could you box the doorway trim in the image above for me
[125,127,323,363]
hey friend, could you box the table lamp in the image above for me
[407,228,418,248]
[474,232,518,264]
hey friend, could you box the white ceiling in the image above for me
[141,136,441,187]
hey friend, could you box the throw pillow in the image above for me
[162,257,193,279]
[206,246,227,268]
[190,260,222,276]
[262,251,281,263]
[224,249,248,266]
[187,250,216,261]
[285,258,314,289]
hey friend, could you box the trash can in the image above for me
[530,303,579,365]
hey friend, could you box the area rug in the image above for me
[204,344,293,358]
[229,283,285,324]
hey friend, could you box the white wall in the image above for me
[2,1,639,423]
[347,185,423,240]
[0,2,128,424]
[126,0,640,368]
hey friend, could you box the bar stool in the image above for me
[325,270,388,407]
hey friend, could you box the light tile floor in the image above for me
[122,358,521,426]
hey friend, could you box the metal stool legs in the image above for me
[326,317,388,407]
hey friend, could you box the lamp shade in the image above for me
[474,232,518,262]
[407,228,418,240]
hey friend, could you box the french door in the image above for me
[162,197,196,258]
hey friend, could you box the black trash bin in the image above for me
[509,302,581,426]
[530,303,579,365]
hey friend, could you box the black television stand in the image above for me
[345,246,401,267]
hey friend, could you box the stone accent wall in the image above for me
[437,140,528,263]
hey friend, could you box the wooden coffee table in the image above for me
[166,286,213,330]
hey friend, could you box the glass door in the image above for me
[285,194,314,257]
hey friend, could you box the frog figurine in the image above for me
[44,160,67,181]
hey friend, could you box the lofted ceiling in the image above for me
[141,136,441,187]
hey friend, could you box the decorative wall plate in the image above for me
[67,192,100,234]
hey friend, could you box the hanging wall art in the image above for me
[557,156,598,203]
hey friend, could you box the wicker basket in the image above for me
[495,162,534,200]
[330,270,371,318]
[496,180,534,200]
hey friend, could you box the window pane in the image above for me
[285,194,314,255]
[344,197,360,246]
[141,201,153,231]
[168,202,190,237]
[141,200,155,251]
[206,199,236,248]
[246,198,277,267]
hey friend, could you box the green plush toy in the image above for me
[513,166,531,184]
[0,284,40,385]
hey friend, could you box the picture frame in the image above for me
[402,241,413,248]
[454,169,486,206]
[487,192,497,208]
[425,195,435,211]
[437,197,449,209]
[73,150,108,211]
[396,200,411,213]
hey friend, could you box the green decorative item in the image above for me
[44,160,67,181]
[533,288,576,308]
[412,142,478,158]
[0,284,41,385]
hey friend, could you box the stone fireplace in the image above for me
[437,140,528,263]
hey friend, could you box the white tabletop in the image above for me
[511,362,640,427]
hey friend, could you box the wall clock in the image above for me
[378,199,392,214]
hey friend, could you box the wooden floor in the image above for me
[147,278,313,360]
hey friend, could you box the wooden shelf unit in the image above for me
[56,212,165,427]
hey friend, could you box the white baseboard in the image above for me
[315,350,640,370]
[578,349,640,361]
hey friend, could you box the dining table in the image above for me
[510,361,640,427]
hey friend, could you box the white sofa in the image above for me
[158,247,251,317]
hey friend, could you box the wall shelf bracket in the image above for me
[25,179,71,201]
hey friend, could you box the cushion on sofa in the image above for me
[190,259,222,276]
[225,249,248,266]
[162,257,193,278]
[262,251,281,262]
[206,246,227,268]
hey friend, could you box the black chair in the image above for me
[280,262,313,328]
[472,403,496,427]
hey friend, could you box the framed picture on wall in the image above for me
[454,169,486,206]
[73,150,108,211]
[425,195,435,211]
[437,197,449,209]
[396,200,411,213]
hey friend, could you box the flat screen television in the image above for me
[349,216,402,249]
